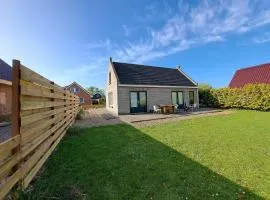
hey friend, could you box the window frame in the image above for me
[79,97,85,103]
[171,91,184,106]
[108,92,113,107]
[109,72,111,85]
[189,91,195,105]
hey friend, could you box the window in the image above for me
[189,91,195,105]
[79,97,84,103]
[172,91,184,106]
[108,92,113,107]
[72,87,79,93]
[109,72,111,85]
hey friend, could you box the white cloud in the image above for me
[252,32,270,44]
[86,0,270,65]
[134,0,173,23]
[86,39,111,50]
[122,25,137,36]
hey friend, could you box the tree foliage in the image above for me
[86,86,105,96]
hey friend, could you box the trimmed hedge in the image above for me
[199,84,270,111]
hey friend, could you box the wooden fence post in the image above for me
[11,60,21,180]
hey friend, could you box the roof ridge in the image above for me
[112,61,177,71]
[237,62,270,71]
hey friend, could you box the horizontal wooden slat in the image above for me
[0,136,20,161]
[22,118,75,188]
[21,115,75,158]
[20,65,79,99]
[0,115,76,182]
[20,117,73,179]
[21,113,68,145]
[20,65,63,92]
[21,106,78,146]
[20,80,76,101]
[0,153,20,180]
[21,100,72,111]
[0,167,21,200]
[21,105,76,126]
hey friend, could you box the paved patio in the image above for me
[74,108,233,128]
[124,109,234,127]
[74,108,123,127]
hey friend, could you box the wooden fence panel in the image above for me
[0,60,80,199]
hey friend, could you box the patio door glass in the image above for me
[172,91,184,107]
[130,91,147,113]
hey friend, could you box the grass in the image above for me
[21,110,270,199]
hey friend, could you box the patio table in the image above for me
[159,105,175,114]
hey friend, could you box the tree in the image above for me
[198,83,215,107]
[86,86,105,96]
[198,83,212,90]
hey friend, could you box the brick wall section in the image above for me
[118,86,199,114]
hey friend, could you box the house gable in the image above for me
[65,82,91,104]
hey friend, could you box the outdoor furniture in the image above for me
[184,103,189,112]
[160,105,175,114]
[153,105,161,114]
[174,104,181,113]
[189,103,197,111]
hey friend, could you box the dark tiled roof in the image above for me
[0,59,12,81]
[112,62,197,86]
[229,63,270,88]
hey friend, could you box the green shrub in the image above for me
[202,84,270,111]
[76,109,85,120]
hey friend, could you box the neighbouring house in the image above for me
[0,59,12,120]
[0,59,12,81]
[92,93,103,104]
[229,63,270,88]
[64,82,92,105]
[106,57,199,115]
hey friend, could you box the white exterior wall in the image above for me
[105,61,119,115]
[117,86,199,114]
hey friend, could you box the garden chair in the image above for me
[174,104,181,113]
[153,105,161,114]
[189,103,197,111]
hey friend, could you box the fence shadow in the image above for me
[22,124,263,199]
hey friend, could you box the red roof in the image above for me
[229,63,270,88]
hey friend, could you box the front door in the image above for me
[130,91,147,113]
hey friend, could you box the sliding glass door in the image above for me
[130,91,147,113]
[172,91,184,107]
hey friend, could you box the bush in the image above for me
[199,84,216,107]
[76,109,85,120]
[200,84,270,111]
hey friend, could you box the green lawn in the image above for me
[22,110,270,199]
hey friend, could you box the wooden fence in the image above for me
[0,60,80,199]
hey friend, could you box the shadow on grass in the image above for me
[21,124,262,200]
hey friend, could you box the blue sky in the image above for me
[1,0,270,88]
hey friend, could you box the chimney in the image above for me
[109,57,112,63]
